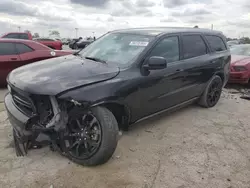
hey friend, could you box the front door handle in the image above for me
[11,58,18,60]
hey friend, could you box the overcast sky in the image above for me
[0,0,249,38]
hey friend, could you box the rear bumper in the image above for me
[229,71,249,84]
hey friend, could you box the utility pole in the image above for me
[211,24,213,30]
[75,28,78,38]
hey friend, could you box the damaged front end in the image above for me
[6,85,86,157]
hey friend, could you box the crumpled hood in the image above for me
[231,55,250,66]
[8,55,120,95]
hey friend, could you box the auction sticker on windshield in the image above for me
[129,41,149,46]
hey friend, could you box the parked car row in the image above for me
[4,27,232,167]
[1,32,63,50]
[0,39,73,85]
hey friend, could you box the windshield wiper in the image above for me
[85,56,107,64]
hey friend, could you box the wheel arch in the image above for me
[92,101,130,131]
[215,72,224,82]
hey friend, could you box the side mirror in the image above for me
[143,56,167,70]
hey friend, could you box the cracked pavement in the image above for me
[0,88,250,188]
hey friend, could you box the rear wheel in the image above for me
[60,106,119,166]
[198,75,223,108]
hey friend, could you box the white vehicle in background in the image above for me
[227,40,240,47]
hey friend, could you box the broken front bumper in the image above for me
[4,93,33,156]
[5,92,69,156]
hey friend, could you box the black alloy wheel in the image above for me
[198,75,223,108]
[64,112,102,160]
[206,79,222,106]
[60,106,119,166]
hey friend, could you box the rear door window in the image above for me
[0,43,17,55]
[16,43,33,54]
[182,35,207,59]
[205,35,227,52]
[2,33,19,39]
[149,36,180,63]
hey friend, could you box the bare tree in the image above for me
[33,33,40,38]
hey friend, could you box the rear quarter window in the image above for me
[205,35,227,52]
[15,43,33,54]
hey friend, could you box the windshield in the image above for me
[230,45,250,56]
[79,33,153,67]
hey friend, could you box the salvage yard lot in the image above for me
[0,88,250,188]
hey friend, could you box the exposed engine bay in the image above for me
[13,95,87,157]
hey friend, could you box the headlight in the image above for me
[233,66,247,72]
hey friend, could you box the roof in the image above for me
[0,38,51,50]
[0,38,34,43]
[111,27,222,36]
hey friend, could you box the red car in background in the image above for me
[229,44,250,84]
[0,39,73,85]
[1,32,63,50]
[33,38,63,50]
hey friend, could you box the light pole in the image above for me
[75,28,78,38]
[18,26,21,32]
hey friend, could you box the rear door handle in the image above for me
[11,58,18,60]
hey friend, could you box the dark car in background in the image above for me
[0,39,73,85]
[75,38,95,49]
[5,27,230,166]
[69,38,81,49]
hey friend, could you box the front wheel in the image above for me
[198,75,223,108]
[60,106,119,166]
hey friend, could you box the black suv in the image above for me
[5,27,230,166]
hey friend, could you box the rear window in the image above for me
[19,33,29,40]
[182,35,207,59]
[2,33,19,39]
[0,43,17,55]
[35,38,55,41]
[205,35,227,52]
[16,43,33,54]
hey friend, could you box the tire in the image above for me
[198,75,223,108]
[61,106,119,166]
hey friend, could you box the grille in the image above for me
[10,87,35,117]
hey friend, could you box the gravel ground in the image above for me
[0,88,250,188]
